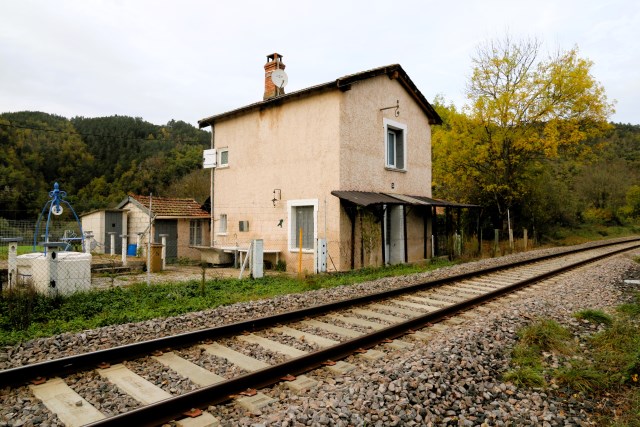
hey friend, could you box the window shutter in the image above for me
[387,131,396,167]
[397,132,404,169]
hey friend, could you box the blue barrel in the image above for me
[127,244,137,256]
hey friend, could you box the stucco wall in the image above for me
[176,219,210,260]
[81,211,105,253]
[210,74,435,272]
[339,75,432,196]
[212,90,342,272]
[335,75,434,269]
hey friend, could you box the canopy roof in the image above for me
[331,191,478,208]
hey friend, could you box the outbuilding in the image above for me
[116,195,210,262]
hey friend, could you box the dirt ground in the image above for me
[89,254,283,289]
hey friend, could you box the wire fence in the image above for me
[1,215,537,297]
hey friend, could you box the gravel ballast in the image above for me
[1,241,639,426]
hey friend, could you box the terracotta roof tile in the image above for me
[129,195,210,218]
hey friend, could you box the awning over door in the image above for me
[331,191,477,208]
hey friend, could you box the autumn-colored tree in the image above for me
[433,36,615,226]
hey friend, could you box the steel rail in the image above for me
[0,237,638,388]
[83,238,640,426]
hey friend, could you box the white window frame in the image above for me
[287,199,318,253]
[218,148,229,168]
[217,213,227,235]
[189,220,203,246]
[384,118,407,171]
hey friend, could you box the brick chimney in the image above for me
[263,53,286,100]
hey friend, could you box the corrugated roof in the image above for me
[331,191,478,208]
[409,195,479,208]
[198,64,442,127]
[119,195,210,218]
[331,191,406,207]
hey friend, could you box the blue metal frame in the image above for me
[33,182,85,254]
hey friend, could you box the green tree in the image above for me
[433,36,615,227]
[622,185,640,219]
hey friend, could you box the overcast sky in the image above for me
[1,0,638,127]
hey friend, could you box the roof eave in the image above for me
[198,64,442,128]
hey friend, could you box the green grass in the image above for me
[618,292,640,317]
[0,245,45,259]
[589,320,640,386]
[503,319,574,389]
[543,224,640,246]
[575,309,614,326]
[0,258,453,346]
[517,318,573,354]
[503,365,546,388]
[504,284,640,426]
[554,361,607,393]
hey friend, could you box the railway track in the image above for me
[2,237,639,426]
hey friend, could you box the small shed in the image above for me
[80,209,128,254]
[117,195,210,262]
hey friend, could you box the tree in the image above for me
[623,185,640,218]
[433,35,615,227]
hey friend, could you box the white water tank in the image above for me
[16,251,92,295]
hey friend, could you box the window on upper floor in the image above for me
[219,148,229,167]
[218,213,227,234]
[384,118,407,171]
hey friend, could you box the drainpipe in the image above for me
[210,126,215,247]
[380,205,386,266]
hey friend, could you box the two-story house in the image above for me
[199,53,454,272]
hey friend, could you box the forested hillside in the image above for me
[1,108,638,235]
[0,111,210,218]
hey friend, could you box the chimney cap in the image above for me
[266,53,284,62]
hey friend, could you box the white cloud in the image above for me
[1,0,638,125]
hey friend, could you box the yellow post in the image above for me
[298,227,303,279]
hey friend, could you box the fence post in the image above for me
[3,237,22,289]
[494,229,500,256]
[108,232,116,256]
[523,229,528,251]
[84,231,93,254]
[120,234,128,266]
[508,228,514,252]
